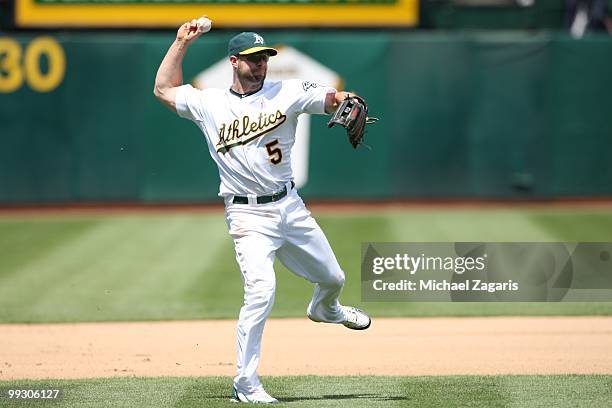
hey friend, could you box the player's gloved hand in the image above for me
[327,95,378,149]
[176,15,209,44]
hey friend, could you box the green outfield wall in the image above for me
[0,32,611,203]
[421,0,564,30]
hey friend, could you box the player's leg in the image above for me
[277,238,345,323]
[276,191,369,328]
[225,206,282,399]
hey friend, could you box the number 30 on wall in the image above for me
[0,37,66,93]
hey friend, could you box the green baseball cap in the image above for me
[228,32,278,57]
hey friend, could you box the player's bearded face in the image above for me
[235,53,269,84]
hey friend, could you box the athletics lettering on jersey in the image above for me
[216,110,287,154]
[175,79,336,196]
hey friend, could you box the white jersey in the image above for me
[175,79,335,197]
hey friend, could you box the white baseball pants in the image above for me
[224,186,346,394]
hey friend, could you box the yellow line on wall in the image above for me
[16,0,418,28]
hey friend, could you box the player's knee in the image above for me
[335,273,346,288]
[243,282,276,317]
[322,271,345,288]
[245,279,276,300]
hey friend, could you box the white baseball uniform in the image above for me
[175,79,346,394]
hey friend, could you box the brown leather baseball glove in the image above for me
[327,95,378,149]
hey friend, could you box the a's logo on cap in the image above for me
[253,34,265,45]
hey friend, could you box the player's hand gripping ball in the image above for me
[189,17,212,33]
[178,16,212,43]
[196,17,212,33]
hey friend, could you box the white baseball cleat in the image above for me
[341,306,371,330]
[231,385,279,404]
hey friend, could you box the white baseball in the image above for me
[197,17,212,33]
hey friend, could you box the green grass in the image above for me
[1,375,610,407]
[1,208,612,323]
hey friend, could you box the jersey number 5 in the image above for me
[265,139,282,165]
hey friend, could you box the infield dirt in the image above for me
[1,317,611,380]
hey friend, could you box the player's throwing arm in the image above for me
[153,16,212,112]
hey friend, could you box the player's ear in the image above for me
[229,55,239,68]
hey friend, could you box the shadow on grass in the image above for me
[208,393,409,403]
[280,393,408,402]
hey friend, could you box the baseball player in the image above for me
[154,18,371,404]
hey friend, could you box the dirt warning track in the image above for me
[1,317,611,380]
